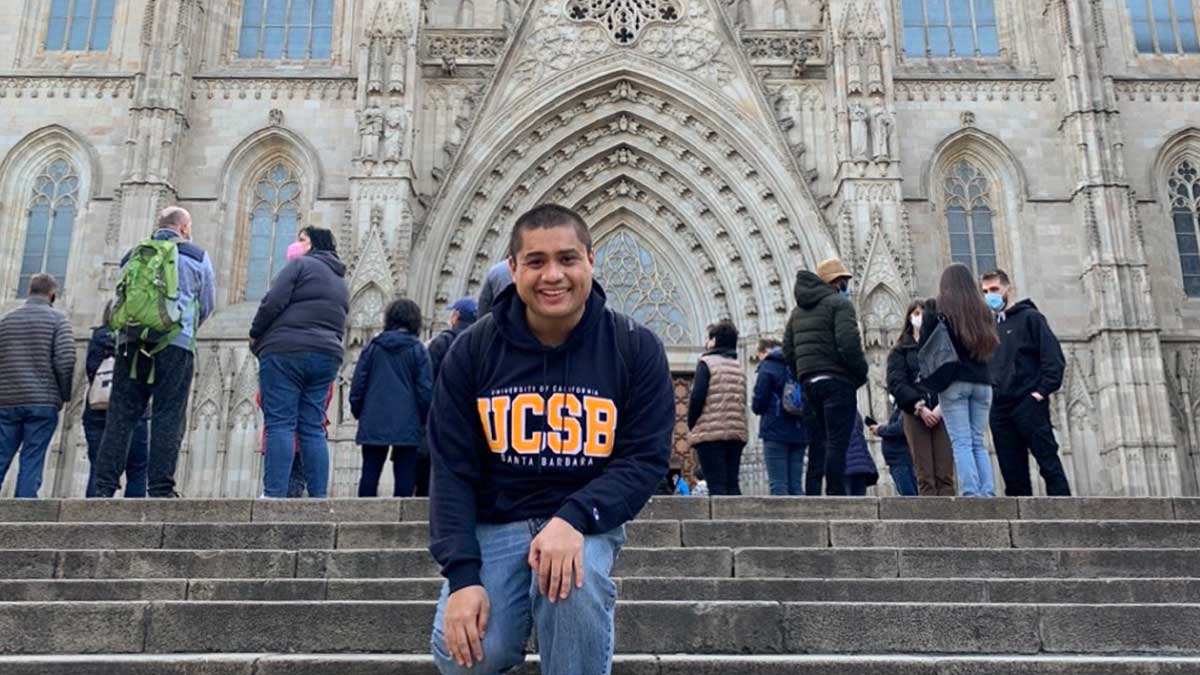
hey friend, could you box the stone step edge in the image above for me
[3,653,1200,664]
[4,600,1198,607]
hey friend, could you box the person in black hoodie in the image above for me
[82,304,149,498]
[250,226,350,499]
[427,204,673,675]
[350,298,433,497]
[417,297,477,497]
[982,270,1071,496]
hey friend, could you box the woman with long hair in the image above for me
[886,298,955,496]
[919,264,1000,496]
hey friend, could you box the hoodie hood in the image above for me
[764,347,787,364]
[794,271,837,309]
[373,329,420,352]
[308,250,347,277]
[490,280,609,353]
[1004,298,1038,316]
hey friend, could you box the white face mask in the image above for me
[910,314,923,331]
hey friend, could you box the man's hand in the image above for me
[1031,392,1045,402]
[868,425,880,437]
[443,585,489,668]
[528,517,585,603]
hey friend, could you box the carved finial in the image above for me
[268,109,283,126]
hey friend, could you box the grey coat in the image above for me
[0,297,76,409]
[249,252,350,359]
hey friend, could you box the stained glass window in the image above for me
[19,159,78,297]
[944,159,998,274]
[239,0,334,60]
[243,164,301,301]
[1127,0,1200,54]
[902,0,999,57]
[45,0,115,51]
[1170,159,1200,297]
[594,230,691,345]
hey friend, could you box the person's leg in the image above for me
[763,441,789,496]
[259,353,304,498]
[81,412,105,498]
[123,416,150,498]
[359,445,387,498]
[968,384,995,497]
[787,443,807,495]
[93,349,152,497]
[693,442,729,496]
[885,444,919,497]
[990,403,1031,497]
[725,441,744,496]
[932,422,958,496]
[432,521,533,675]
[819,381,857,497]
[534,525,625,675]
[145,347,195,497]
[1019,397,1073,496]
[414,451,431,497]
[391,445,418,497]
[287,451,307,498]
[13,406,58,498]
[939,381,981,496]
[845,474,868,496]
[295,352,339,499]
[903,413,936,496]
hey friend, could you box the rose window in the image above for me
[566,0,683,45]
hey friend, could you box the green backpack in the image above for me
[109,238,184,383]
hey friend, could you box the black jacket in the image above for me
[428,321,474,381]
[886,335,938,414]
[990,299,1065,404]
[350,330,434,447]
[917,307,991,389]
[782,272,869,387]
[249,251,350,359]
[751,348,808,444]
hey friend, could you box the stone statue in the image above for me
[384,107,407,161]
[387,41,406,95]
[442,55,458,77]
[367,41,384,93]
[358,106,384,160]
[871,105,893,159]
[866,43,885,96]
[849,103,869,160]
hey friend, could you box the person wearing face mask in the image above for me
[981,269,1070,496]
[783,258,869,496]
[886,299,955,496]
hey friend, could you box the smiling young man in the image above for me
[427,204,674,675]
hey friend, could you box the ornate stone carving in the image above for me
[357,106,385,160]
[566,0,682,45]
[1113,80,1200,102]
[895,80,1057,102]
[0,77,135,99]
[870,105,892,160]
[268,109,283,126]
[384,107,408,161]
[423,32,509,61]
[849,103,869,160]
[192,78,357,101]
[739,32,825,63]
[961,110,976,127]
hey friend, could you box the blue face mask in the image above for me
[985,292,1006,312]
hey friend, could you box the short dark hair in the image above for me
[981,269,1011,286]
[384,298,422,333]
[709,320,739,350]
[28,273,58,297]
[757,338,781,353]
[507,204,592,259]
[302,226,337,254]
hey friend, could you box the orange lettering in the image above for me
[546,393,583,455]
[583,396,617,458]
[511,393,544,454]
[477,397,510,453]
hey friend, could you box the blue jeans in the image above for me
[258,351,340,498]
[940,381,995,497]
[432,520,625,675]
[881,441,919,497]
[763,441,806,495]
[83,410,149,498]
[0,406,59,498]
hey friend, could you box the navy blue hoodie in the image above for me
[349,329,433,447]
[428,283,674,592]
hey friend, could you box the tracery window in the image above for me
[45,0,115,51]
[238,0,334,60]
[566,0,682,45]
[243,164,301,301]
[1169,159,1200,297]
[19,159,78,297]
[901,0,1000,57]
[943,159,997,274]
[594,230,690,345]
[1127,0,1200,54]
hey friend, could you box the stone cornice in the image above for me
[894,78,1057,102]
[190,77,358,101]
[1112,79,1200,102]
[0,75,135,99]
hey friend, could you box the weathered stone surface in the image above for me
[1018,498,1175,521]
[59,499,253,523]
[619,577,986,603]
[0,500,59,522]
[899,549,1059,578]
[616,601,785,653]
[637,497,710,521]
[162,524,335,550]
[624,521,683,547]
[681,520,827,548]
[1040,605,1200,653]
[615,548,733,578]
[325,579,444,601]
[0,603,146,654]
[986,579,1200,604]
[0,579,186,601]
[58,550,296,579]
[711,498,878,520]
[186,579,327,601]
[296,550,439,579]
[735,548,899,578]
[1175,499,1200,520]
[1011,521,1200,549]
[0,524,163,549]
[336,523,429,549]
[878,498,1019,521]
[655,655,939,674]
[0,551,58,579]
[251,500,401,523]
[830,521,1011,548]
[1056,549,1200,578]
[254,655,437,675]
[0,656,254,675]
[783,603,1041,654]
[400,499,430,522]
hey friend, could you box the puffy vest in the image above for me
[689,353,749,445]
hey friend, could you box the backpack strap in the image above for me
[607,309,642,410]
[467,313,499,384]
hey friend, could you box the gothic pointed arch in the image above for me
[0,125,101,300]
[1151,127,1200,297]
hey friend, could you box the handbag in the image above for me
[917,317,959,393]
[88,356,116,411]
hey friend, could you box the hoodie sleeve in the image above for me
[197,252,216,325]
[886,347,924,414]
[833,300,870,386]
[876,409,906,440]
[554,328,674,536]
[52,314,76,405]
[249,260,300,340]
[686,360,710,430]
[348,343,372,420]
[782,318,796,377]
[428,333,485,593]
[427,332,451,381]
[751,362,776,416]
[414,344,434,422]
[1032,312,1066,397]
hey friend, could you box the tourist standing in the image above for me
[920,264,999,497]
[868,404,919,496]
[476,260,512,317]
[350,298,433,497]
[687,320,748,496]
[250,226,349,499]
[982,269,1071,496]
[886,299,955,496]
[420,297,478,495]
[0,274,75,498]
[844,413,879,496]
[783,258,869,495]
[82,303,149,498]
[751,338,808,495]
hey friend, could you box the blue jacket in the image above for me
[120,229,215,352]
[875,407,910,465]
[750,348,808,444]
[428,284,674,593]
[846,413,879,482]
[350,330,433,447]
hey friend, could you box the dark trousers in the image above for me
[93,345,194,498]
[414,451,431,497]
[991,396,1072,497]
[693,440,745,495]
[360,445,418,497]
[83,409,149,498]
[845,475,870,496]
[803,378,858,496]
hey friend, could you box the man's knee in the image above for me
[431,625,525,675]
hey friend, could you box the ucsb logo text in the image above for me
[476,393,617,458]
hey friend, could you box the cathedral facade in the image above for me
[0,0,1198,497]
